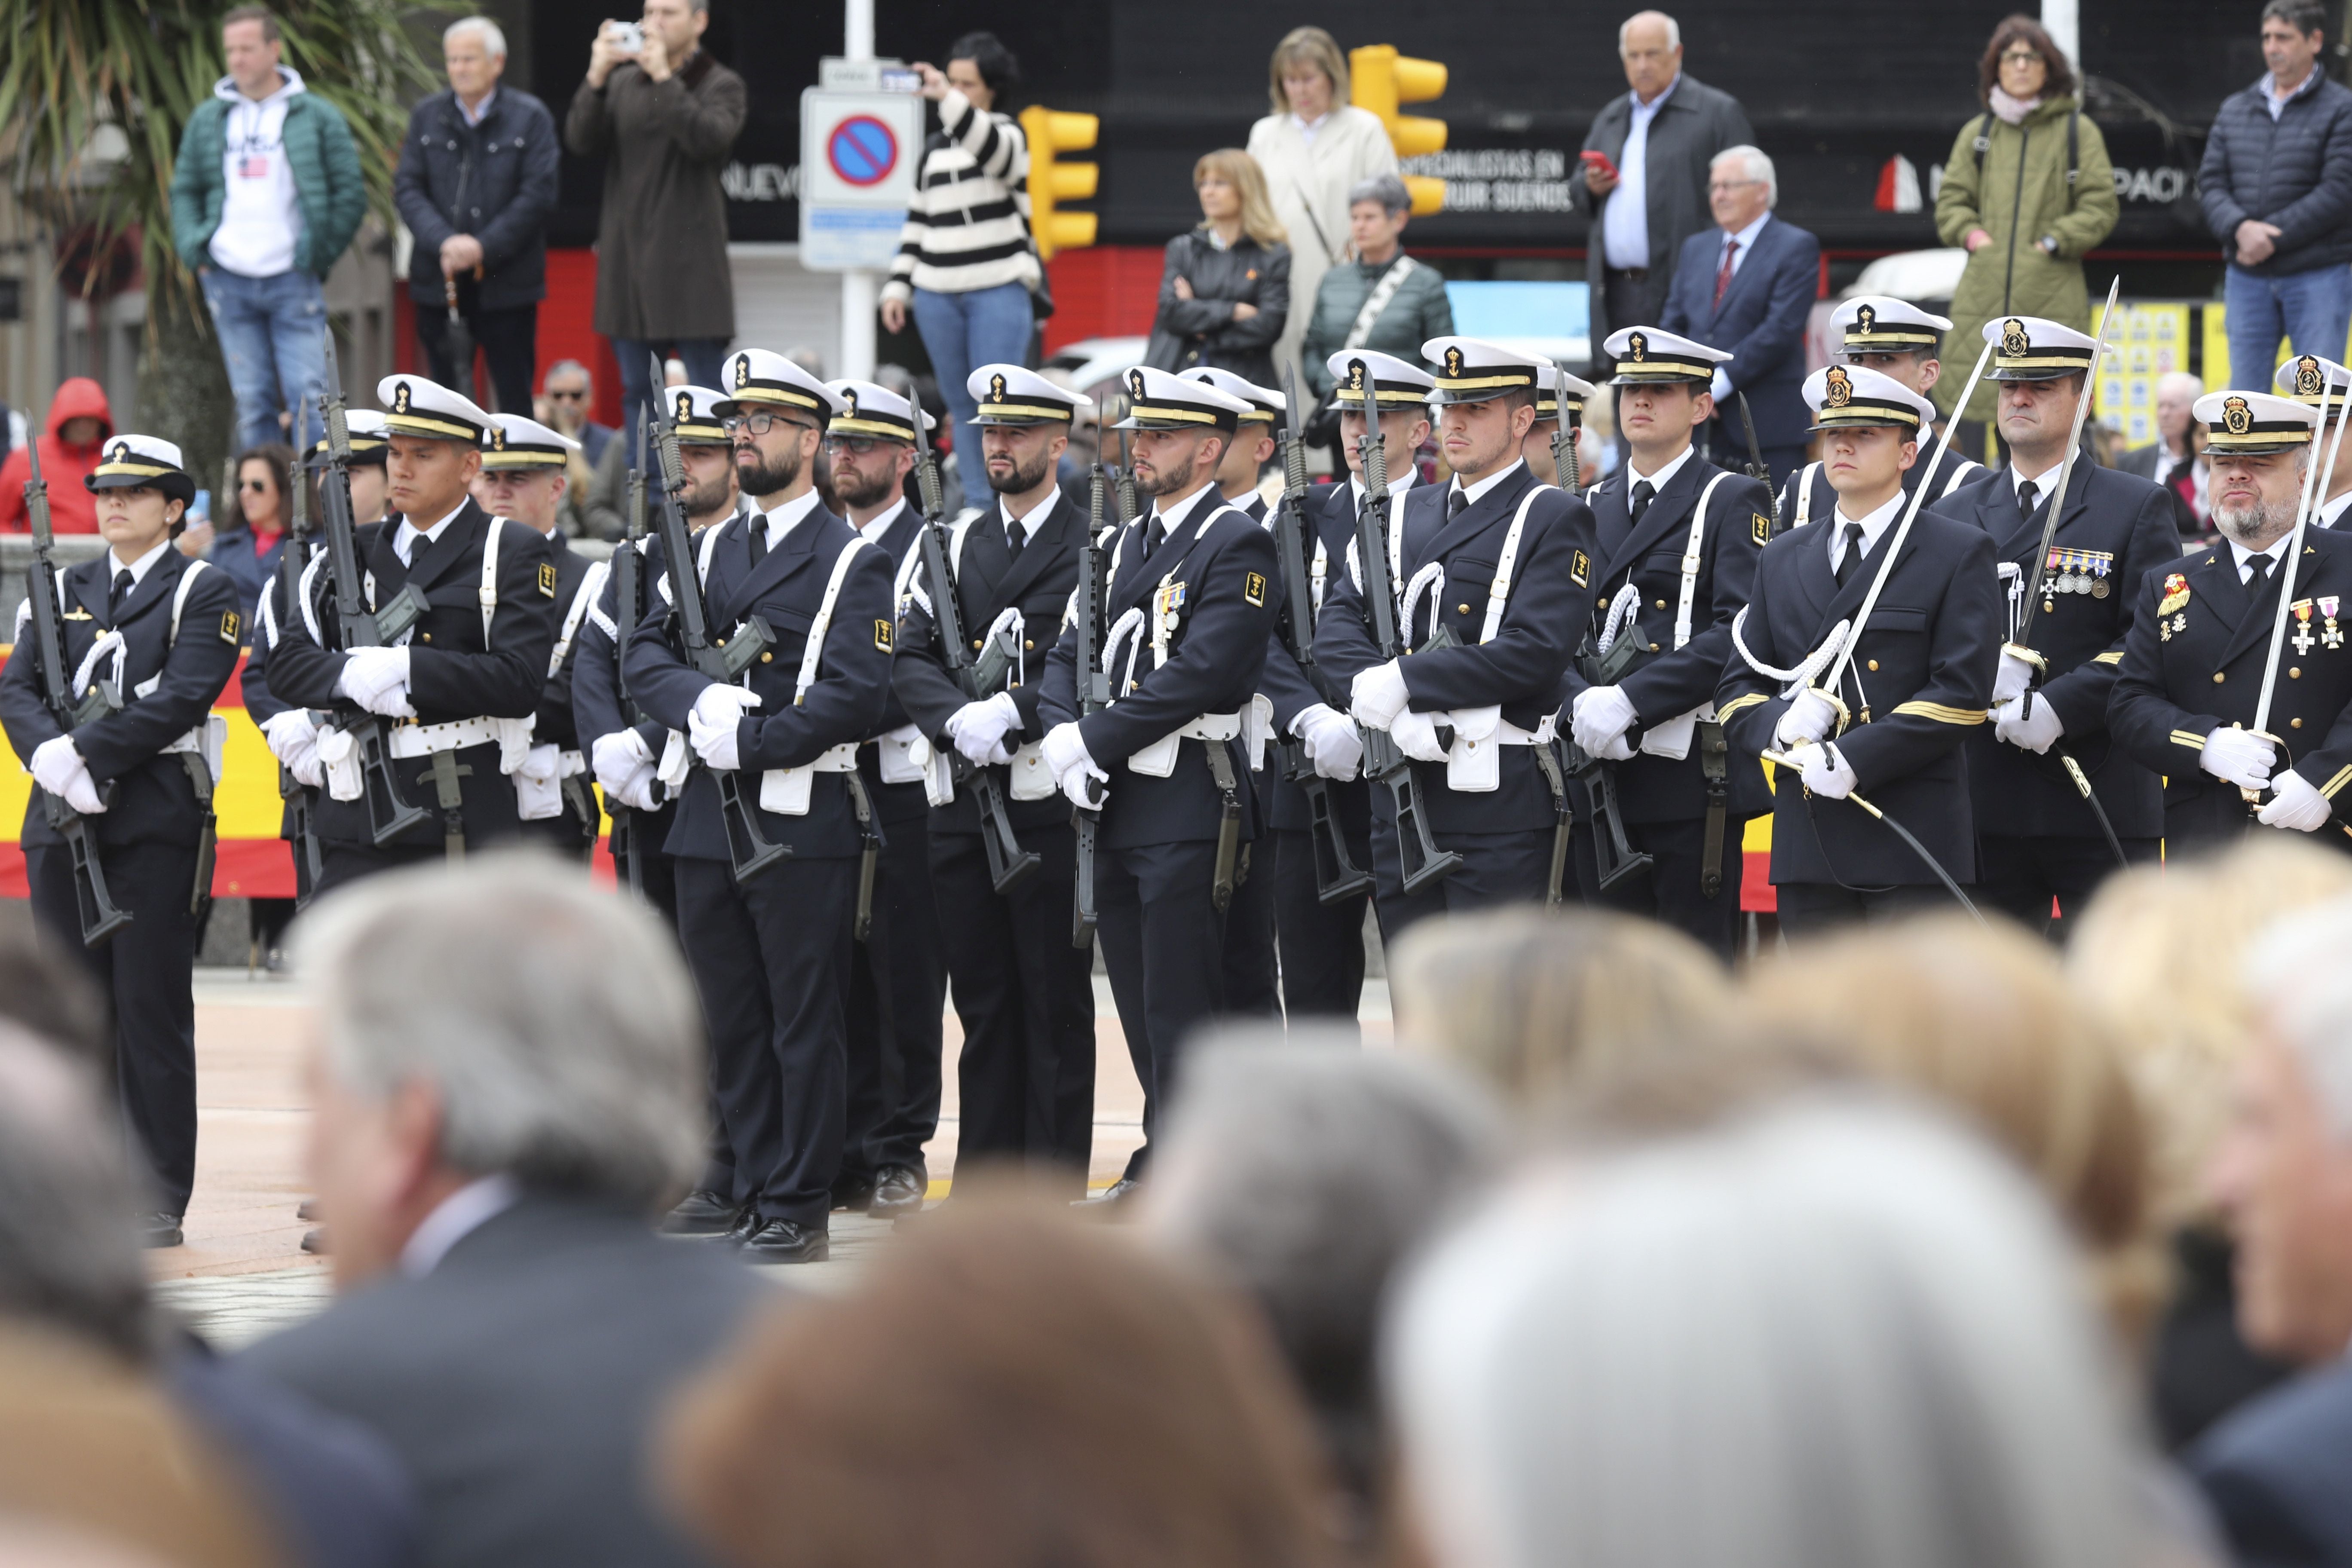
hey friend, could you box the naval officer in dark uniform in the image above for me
[1562,326,1776,958]
[263,376,560,894]
[1037,366,1276,1199]
[2110,389,2352,852]
[1716,364,2002,932]
[1925,316,2176,930]
[624,348,894,1263]
[1313,337,1595,933]
[1,434,241,1247]
[1778,296,1984,533]
[894,364,1099,1193]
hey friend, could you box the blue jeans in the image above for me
[910,282,1036,459]
[2226,263,2352,394]
[199,267,326,451]
[614,337,731,444]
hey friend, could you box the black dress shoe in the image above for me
[869,1165,927,1218]
[830,1175,876,1213]
[739,1218,829,1264]
[661,1189,739,1236]
[296,1197,319,1222]
[140,1213,184,1249]
[723,1207,763,1246]
[1073,1176,1140,1209]
[300,1227,328,1254]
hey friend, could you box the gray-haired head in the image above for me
[1389,1093,2146,1568]
[1143,1029,1502,1497]
[1348,173,1413,219]
[1712,144,1777,207]
[2245,894,2352,1141]
[443,15,507,58]
[0,1025,156,1363]
[294,854,706,1209]
[1619,9,1682,51]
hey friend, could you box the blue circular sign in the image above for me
[827,115,898,188]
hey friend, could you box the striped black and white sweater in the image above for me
[882,88,1041,302]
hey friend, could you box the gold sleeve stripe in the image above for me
[2092,650,2124,665]
[1890,701,1987,725]
[2321,766,2352,800]
[2169,729,2209,750]
[1716,692,1769,719]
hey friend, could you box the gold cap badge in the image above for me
[675,390,693,422]
[1856,303,1876,334]
[989,372,1008,401]
[1444,346,1465,377]
[733,353,752,390]
[2000,318,2029,357]
[2299,356,2326,397]
[1823,367,1853,408]
[392,382,413,413]
[1627,331,1648,361]
[2223,395,2253,436]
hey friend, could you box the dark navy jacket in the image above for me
[393,87,561,312]
[622,502,895,863]
[1716,507,2003,887]
[896,490,1090,837]
[1314,461,1593,838]
[851,499,933,828]
[2200,73,2352,278]
[204,524,290,628]
[1658,214,1821,453]
[2109,526,2352,849]
[1928,463,2177,840]
[1037,482,1277,849]
[1260,478,1395,839]
[1777,443,1984,533]
[0,548,241,849]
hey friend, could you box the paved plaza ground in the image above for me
[153,970,1392,1348]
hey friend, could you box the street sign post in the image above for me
[799,85,922,273]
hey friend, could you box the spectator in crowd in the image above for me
[0,376,114,533]
[0,1021,416,1568]
[1390,1094,2153,1568]
[241,856,762,1568]
[880,35,1040,462]
[2202,0,2352,397]
[1573,12,1755,368]
[1388,907,1730,1118]
[170,5,366,453]
[2193,894,2352,1562]
[394,17,560,417]
[2069,839,2352,1450]
[1744,914,2161,1345]
[1246,28,1401,391]
[659,1196,1343,1568]
[205,443,296,624]
[1146,150,1291,388]
[1299,173,1454,413]
[1933,16,2117,443]
[2113,371,2209,540]
[1142,1032,1498,1550]
[1659,144,1819,484]
[540,360,614,537]
[567,1,746,437]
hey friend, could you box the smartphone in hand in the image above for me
[1580,150,1620,183]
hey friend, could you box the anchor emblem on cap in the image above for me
[843,388,859,416]
[1823,367,1853,408]
[1444,346,1465,377]
[2300,356,2326,398]
[734,354,752,390]
[2223,396,2253,436]
[1346,361,1366,393]
[1129,368,1147,399]
[1626,332,1647,362]
[110,441,130,463]
[2000,318,2029,358]
[675,390,694,423]
[392,382,412,413]
[989,373,1007,402]
[1856,303,1876,335]
[490,426,506,450]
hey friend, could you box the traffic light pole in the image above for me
[841,0,878,380]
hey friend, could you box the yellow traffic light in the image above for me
[1350,44,1447,215]
[1019,106,1100,260]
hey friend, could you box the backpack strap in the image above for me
[1971,110,1994,175]
[2066,108,2079,186]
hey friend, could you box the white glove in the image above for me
[30,736,87,799]
[1797,741,1858,800]
[336,646,414,717]
[1775,687,1838,747]
[1293,703,1362,782]
[689,683,763,732]
[610,765,661,813]
[1392,707,1450,762]
[60,767,105,815]
[1995,692,2066,754]
[688,705,744,771]
[1992,649,2037,708]
[946,691,1022,766]
[2200,727,2277,792]
[261,709,324,787]
[592,729,655,795]
[1350,660,1412,730]
[1571,685,1639,760]
[1042,722,1108,808]
[2259,767,2333,832]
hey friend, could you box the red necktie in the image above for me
[1712,237,1739,309]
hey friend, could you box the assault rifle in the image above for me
[277,414,324,904]
[1070,462,1115,947]
[606,418,651,895]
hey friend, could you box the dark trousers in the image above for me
[1576,815,1749,962]
[1977,832,2158,935]
[1096,837,1227,1181]
[615,337,731,447]
[1599,270,1669,367]
[1773,879,1957,937]
[1218,836,1281,1020]
[515,792,597,865]
[1271,825,1372,1035]
[1371,827,1552,942]
[29,840,200,1216]
[932,824,1096,1186]
[675,855,856,1229]
[843,814,946,1182]
[315,839,443,899]
[414,301,538,416]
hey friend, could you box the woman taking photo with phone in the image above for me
[1145,150,1292,388]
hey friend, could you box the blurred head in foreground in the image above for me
[1142,1030,1501,1524]
[1745,913,2157,1342]
[660,1196,1341,1568]
[293,854,707,1290]
[1389,1094,2147,1568]
[1388,908,1729,1112]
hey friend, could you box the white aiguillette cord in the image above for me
[2252,373,2352,758]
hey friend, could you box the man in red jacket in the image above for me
[0,377,115,533]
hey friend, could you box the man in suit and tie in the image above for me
[1660,146,1819,488]
[2113,371,2209,539]
[893,367,1099,1195]
[241,856,765,1568]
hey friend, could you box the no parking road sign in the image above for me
[801,88,922,271]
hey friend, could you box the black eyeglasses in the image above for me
[823,434,896,456]
[545,387,587,401]
[725,410,817,436]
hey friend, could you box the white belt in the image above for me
[387,716,506,759]
[759,741,859,816]
[1127,710,1240,778]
